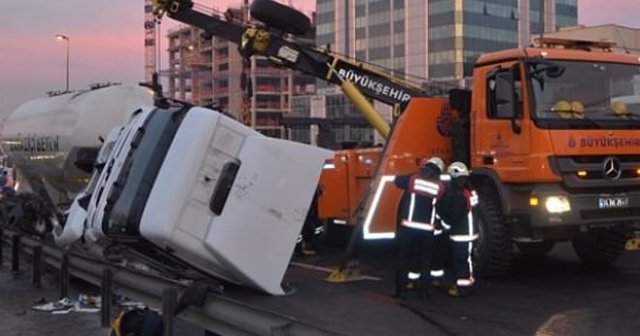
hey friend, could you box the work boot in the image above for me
[430,279,443,288]
[301,242,316,256]
[447,285,472,297]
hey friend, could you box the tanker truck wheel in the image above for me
[572,228,626,268]
[473,190,513,277]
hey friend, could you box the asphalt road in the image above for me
[2,237,640,336]
[0,265,107,336]
[268,239,640,336]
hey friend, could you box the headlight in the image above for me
[545,196,571,213]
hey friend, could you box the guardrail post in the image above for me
[60,253,69,298]
[32,245,42,288]
[0,228,4,264]
[101,269,113,328]
[11,234,20,274]
[162,287,177,336]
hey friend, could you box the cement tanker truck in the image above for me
[0,83,154,235]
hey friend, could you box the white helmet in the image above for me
[420,156,445,173]
[447,161,469,178]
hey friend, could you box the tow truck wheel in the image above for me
[474,190,513,277]
[516,241,556,257]
[250,0,311,36]
[571,229,626,268]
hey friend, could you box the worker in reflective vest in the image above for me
[436,161,479,297]
[391,156,444,299]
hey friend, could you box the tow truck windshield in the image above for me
[529,59,640,129]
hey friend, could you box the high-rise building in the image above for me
[165,4,315,138]
[317,0,577,81]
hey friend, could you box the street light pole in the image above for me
[55,34,70,92]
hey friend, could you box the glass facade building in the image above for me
[317,0,577,82]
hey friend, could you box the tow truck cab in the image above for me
[470,41,640,228]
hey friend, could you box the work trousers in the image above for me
[394,225,434,296]
[451,239,474,287]
[428,230,450,281]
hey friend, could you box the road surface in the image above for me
[2,237,639,335]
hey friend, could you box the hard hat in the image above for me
[570,101,584,118]
[552,100,572,119]
[447,161,469,178]
[552,100,571,112]
[611,101,628,115]
[420,156,445,172]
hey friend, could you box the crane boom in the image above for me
[153,0,427,114]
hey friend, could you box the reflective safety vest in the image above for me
[448,189,479,240]
[395,174,441,231]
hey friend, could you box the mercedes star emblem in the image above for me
[603,157,622,180]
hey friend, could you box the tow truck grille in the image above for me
[549,155,640,190]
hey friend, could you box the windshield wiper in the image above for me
[528,60,566,91]
[529,60,566,79]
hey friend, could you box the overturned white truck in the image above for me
[43,102,331,295]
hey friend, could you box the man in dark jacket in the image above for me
[300,186,322,256]
[392,156,444,299]
[436,161,478,297]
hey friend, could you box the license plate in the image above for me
[598,197,629,209]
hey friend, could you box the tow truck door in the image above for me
[472,62,532,180]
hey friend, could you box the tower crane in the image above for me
[144,0,158,83]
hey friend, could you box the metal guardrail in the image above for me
[0,228,344,336]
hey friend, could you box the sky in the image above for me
[0,0,638,120]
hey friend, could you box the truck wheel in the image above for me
[474,192,513,277]
[250,0,311,36]
[516,241,556,257]
[571,229,626,268]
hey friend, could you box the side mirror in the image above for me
[495,72,515,118]
[494,70,522,134]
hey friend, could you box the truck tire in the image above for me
[474,191,513,277]
[571,229,626,268]
[516,241,556,257]
[250,0,311,36]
